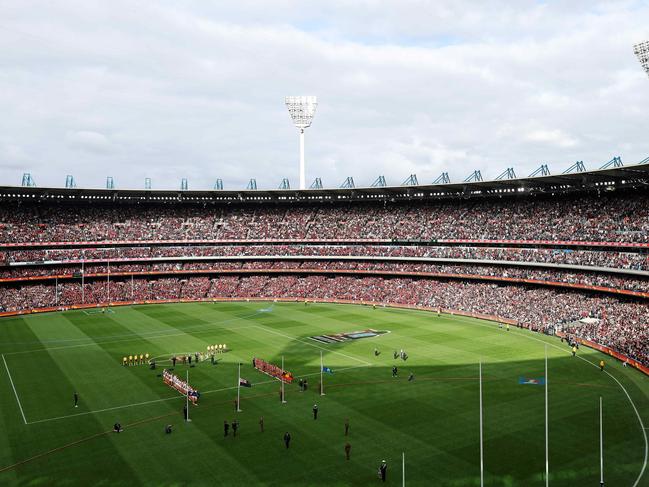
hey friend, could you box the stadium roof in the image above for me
[1,163,648,205]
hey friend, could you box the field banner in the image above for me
[163,369,200,404]
[518,377,545,385]
[253,357,294,383]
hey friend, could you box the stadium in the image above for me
[1,162,648,486]
[2,4,649,487]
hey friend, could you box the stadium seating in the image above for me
[1,189,648,368]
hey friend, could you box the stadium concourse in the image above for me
[0,166,648,370]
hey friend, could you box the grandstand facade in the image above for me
[1,164,648,372]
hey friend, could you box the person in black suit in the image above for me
[379,460,387,482]
[312,404,318,420]
[224,420,229,437]
[284,431,291,449]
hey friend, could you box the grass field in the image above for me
[0,301,647,486]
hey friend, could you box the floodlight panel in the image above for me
[634,40,649,77]
[285,96,318,129]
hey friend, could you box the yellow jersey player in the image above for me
[128,355,133,365]
[122,356,127,366]
[140,354,144,365]
[600,360,605,372]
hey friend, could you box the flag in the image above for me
[518,377,545,385]
[239,378,252,388]
[322,366,334,374]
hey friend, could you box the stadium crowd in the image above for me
[1,276,646,366]
[2,260,648,293]
[1,192,649,243]
[3,244,648,270]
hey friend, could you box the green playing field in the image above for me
[0,302,647,486]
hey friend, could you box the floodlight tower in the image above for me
[635,40,649,78]
[285,96,318,189]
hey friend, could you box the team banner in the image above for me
[253,357,294,383]
[163,369,200,404]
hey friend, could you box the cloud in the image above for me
[523,129,579,148]
[0,1,648,189]
[66,131,115,155]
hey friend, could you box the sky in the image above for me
[0,0,648,190]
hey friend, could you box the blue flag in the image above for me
[322,366,334,374]
[518,377,545,385]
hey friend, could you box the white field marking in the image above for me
[2,354,27,424]
[453,315,648,487]
[24,364,371,425]
[252,325,372,366]
[4,324,263,356]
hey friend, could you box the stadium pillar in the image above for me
[299,129,305,190]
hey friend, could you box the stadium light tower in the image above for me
[285,96,317,190]
[634,40,649,78]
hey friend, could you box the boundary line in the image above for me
[2,354,27,425]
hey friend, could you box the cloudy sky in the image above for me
[1,1,648,190]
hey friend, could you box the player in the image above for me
[259,416,264,433]
[312,404,318,420]
[122,356,127,366]
[224,420,230,437]
[408,372,414,381]
[284,431,291,449]
[392,366,398,378]
[344,418,350,436]
[74,391,79,408]
[506,323,510,332]
[345,442,351,460]
[128,355,133,366]
[572,346,577,357]
[139,354,144,365]
[600,360,605,372]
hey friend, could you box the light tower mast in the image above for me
[285,96,318,190]
[635,41,649,78]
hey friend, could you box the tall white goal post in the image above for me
[285,96,318,190]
